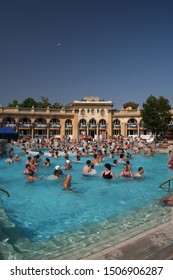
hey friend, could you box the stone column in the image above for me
[121,122,127,137]
[60,119,65,139]
[73,110,79,140]
[107,110,112,139]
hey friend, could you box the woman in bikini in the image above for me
[119,164,133,178]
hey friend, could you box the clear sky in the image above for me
[0,0,173,109]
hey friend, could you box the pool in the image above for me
[0,148,172,259]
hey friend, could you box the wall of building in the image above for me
[0,98,149,140]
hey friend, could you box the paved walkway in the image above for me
[83,222,173,260]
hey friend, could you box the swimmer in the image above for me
[43,158,51,166]
[90,163,97,175]
[126,160,132,169]
[53,169,60,179]
[63,159,72,169]
[27,171,42,182]
[119,164,133,178]
[112,159,117,167]
[92,154,99,165]
[5,155,13,164]
[54,165,63,175]
[63,174,72,191]
[118,153,125,162]
[134,167,144,178]
[24,164,32,174]
[102,163,116,179]
[82,160,92,175]
[14,155,21,162]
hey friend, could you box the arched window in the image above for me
[113,119,120,127]
[65,119,73,128]
[89,118,97,128]
[79,119,87,128]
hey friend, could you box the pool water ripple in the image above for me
[0,149,173,259]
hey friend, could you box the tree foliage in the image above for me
[141,95,171,135]
[8,99,19,107]
[123,101,139,109]
[7,97,65,109]
[20,98,38,108]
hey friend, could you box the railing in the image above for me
[66,124,73,128]
[79,124,87,128]
[35,123,48,128]
[113,124,120,128]
[99,124,106,128]
[112,109,140,116]
[0,107,73,115]
[5,123,16,128]
[90,124,97,128]
[19,123,32,128]
[50,123,61,128]
[127,124,138,128]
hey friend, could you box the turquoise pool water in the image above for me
[0,148,172,245]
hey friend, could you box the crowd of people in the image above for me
[4,136,152,192]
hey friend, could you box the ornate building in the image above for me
[0,96,148,140]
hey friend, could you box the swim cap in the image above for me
[55,165,60,170]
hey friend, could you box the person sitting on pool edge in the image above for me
[119,164,133,178]
[102,163,116,179]
[162,195,173,206]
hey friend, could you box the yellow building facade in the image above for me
[0,97,148,140]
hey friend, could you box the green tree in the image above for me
[20,97,38,108]
[64,103,72,109]
[123,101,139,109]
[8,99,19,107]
[50,102,63,109]
[141,95,171,135]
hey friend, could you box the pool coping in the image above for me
[82,215,173,260]
[1,202,172,260]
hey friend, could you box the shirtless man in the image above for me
[63,174,72,191]
[82,160,91,175]
[134,167,144,178]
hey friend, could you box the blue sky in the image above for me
[0,0,173,109]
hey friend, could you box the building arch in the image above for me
[49,118,61,137]
[34,118,47,137]
[18,117,32,137]
[2,117,16,128]
[127,118,138,136]
[79,119,87,128]
[89,118,97,127]
[19,117,31,124]
[3,117,15,124]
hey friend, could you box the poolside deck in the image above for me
[83,221,173,260]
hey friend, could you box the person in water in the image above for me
[5,155,13,163]
[82,160,92,175]
[134,167,144,178]
[63,174,72,191]
[102,163,116,179]
[119,164,133,177]
[27,170,42,182]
